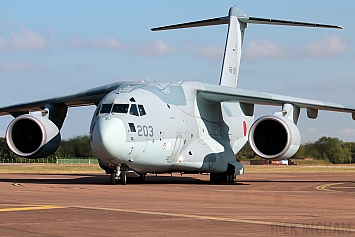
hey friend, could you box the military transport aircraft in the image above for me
[0,6,353,185]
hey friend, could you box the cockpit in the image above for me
[98,103,146,116]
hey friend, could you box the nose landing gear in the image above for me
[110,172,118,185]
[120,171,127,185]
[109,164,143,185]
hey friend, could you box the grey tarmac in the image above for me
[0,172,354,236]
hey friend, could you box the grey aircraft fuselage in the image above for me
[90,81,252,174]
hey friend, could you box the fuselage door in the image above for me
[166,135,183,163]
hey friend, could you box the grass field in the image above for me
[245,165,355,173]
[1,163,355,174]
[0,164,103,174]
[293,159,333,166]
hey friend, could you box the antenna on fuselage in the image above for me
[152,6,342,88]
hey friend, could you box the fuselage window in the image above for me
[112,104,129,114]
[128,123,136,132]
[129,104,139,116]
[100,104,113,114]
[138,104,146,116]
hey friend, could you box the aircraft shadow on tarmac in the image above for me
[0,174,209,185]
[0,174,250,185]
[0,174,353,185]
[240,180,355,183]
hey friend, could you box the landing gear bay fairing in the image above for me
[1,7,353,184]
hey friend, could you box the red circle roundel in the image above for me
[243,120,247,137]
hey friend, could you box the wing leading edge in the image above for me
[198,83,355,119]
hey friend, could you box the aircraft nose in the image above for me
[91,117,126,161]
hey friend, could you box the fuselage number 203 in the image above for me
[137,125,154,137]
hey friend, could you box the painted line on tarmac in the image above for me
[0,205,66,212]
[316,182,346,192]
[71,205,355,233]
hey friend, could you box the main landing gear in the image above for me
[210,170,236,184]
[209,163,240,184]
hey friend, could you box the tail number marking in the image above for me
[137,125,154,137]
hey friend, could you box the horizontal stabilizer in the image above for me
[151,17,228,31]
[152,10,343,31]
[240,17,343,29]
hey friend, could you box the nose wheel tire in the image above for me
[120,171,127,185]
[110,172,117,185]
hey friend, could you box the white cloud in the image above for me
[185,43,223,61]
[243,39,293,62]
[68,36,125,50]
[0,62,50,72]
[131,40,177,56]
[68,37,178,57]
[0,23,47,52]
[339,128,355,137]
[91,36,125,50]
[242,36,350,62]
[300,36,349,58]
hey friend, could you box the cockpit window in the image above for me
[112,104,129,114]
[98,103,146,117]
[100,104,113,114]
[138,104,146,116]
[129,104,139,116]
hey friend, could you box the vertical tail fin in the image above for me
[219,7,247,88]
[152,6,342,88]
[151,6,246,88]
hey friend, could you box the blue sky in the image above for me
[0,1,355,143]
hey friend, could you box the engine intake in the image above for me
[248,115,301,160]
[6,114,61,158]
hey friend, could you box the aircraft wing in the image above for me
[0,82,124,116]
[1,80,354,119]
[198,83,355,119]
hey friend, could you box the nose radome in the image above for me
[92,117,126,161]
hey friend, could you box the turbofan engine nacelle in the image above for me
[6,114,61,158]
[248,115,301,160]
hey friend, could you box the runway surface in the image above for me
[0,172,354,236]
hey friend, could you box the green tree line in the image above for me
[236,136,355,164]
[0,135,95,163]
[1,135,354,164]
